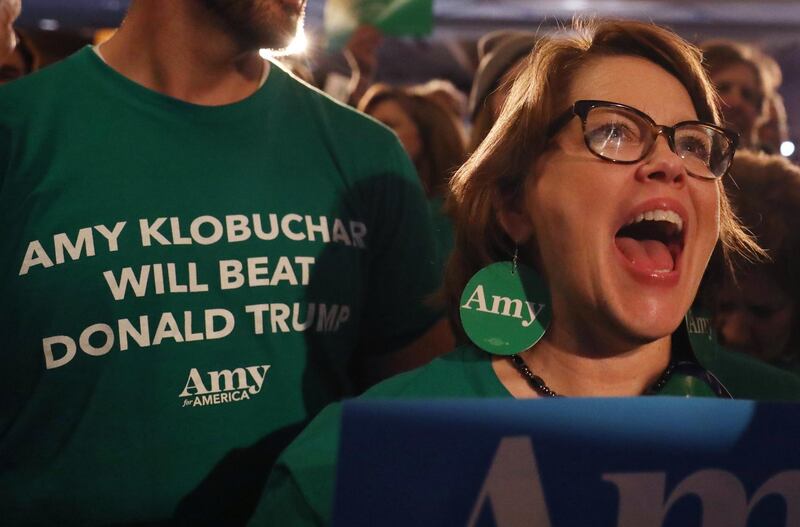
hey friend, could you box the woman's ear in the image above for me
[496,195,534,244]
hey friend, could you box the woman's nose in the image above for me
[635,135,687,186]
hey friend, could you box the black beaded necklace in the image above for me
[509,354,679,397]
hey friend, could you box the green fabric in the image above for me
[771,355,800,377]
[0,48,441,525]
[427,195,453,276]
[693,342,800,399]
[251,343,800,527]
[684,308,800,383]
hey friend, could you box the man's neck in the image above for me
[99,0,266,106]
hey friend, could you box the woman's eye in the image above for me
[588,123,634,143]
[678,136,711,160]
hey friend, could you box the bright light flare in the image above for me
[38,19,60,31]
[563,0,589,10]
[780,141,795,157]
[260,27,308,59]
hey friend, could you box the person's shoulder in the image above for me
[270,60,400,147]
[0,48,88,103]
[0,48,93,127]
[706,348,800,401]
[362,344,496,399]
[272,350,466,452]
[278,345,489,462]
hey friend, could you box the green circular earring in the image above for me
[459,250,552,356]
[684,307,720,359]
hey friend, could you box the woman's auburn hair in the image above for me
[444,18,764,339]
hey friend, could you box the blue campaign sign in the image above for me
[331,398,800,527]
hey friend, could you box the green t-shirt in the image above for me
[250,343,800,527]
[0,48,441,525]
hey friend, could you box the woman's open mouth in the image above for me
[613,203,686,284]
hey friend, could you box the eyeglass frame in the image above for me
[546,99,740,180]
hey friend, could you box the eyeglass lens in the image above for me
[583,105,731,179]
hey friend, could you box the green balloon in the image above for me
[459,262,552,356]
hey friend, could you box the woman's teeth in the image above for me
[627,209,683,232]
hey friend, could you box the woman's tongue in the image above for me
[615,237,674,273]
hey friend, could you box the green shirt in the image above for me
[250,343,800,526]
[0,48,441,525]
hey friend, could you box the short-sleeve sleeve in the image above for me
[247,403,344,527]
